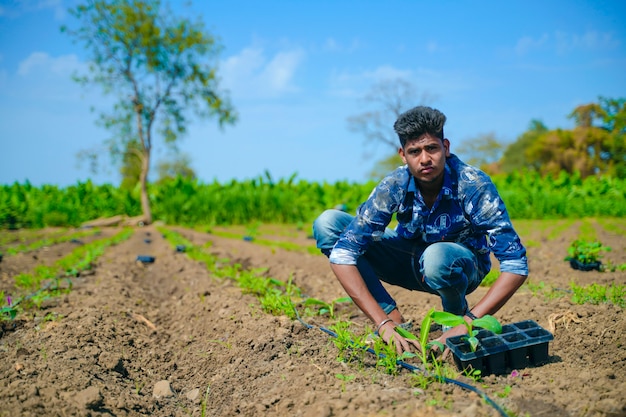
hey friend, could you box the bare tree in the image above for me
[347,78,434,178]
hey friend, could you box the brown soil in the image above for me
[0,219,625,417]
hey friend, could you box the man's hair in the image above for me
[393,106,447,148]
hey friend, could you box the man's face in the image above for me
[399,133,450,187]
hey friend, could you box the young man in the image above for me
[313,106,528,354]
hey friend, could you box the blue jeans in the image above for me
[312,209,483,315]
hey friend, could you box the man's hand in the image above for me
[378,320,420,355]
[433,323,468,358]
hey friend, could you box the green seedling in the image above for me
[565,239,611,265]
[335,373,355,392]
[1,295,19,320]
[570,282,626,307]
[431,311,502,352]
[394,308,445,369]
[303,296,352,318]
[371,334,417,375]
[329,321,368,365]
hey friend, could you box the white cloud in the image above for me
[328,65,412,98]
[219,46,305,99]
[514,34,549,55]
[515,30,619,56]
[555,30,620,54]
[17,51,84,77]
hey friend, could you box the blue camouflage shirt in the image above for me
[329,154,528,276]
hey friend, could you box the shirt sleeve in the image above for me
[464,176,529,276]
[329,171,405,265]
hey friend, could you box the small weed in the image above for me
[496,385,512,398]
[200,385,210,417]
[335,373,355,392]
[570,282,625,307]
[462,366,482,382]
[371,335,415,375]
[134,380,145,395]
[329,321,368,365]
[303,296,352,319]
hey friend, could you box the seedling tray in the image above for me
[569,259,601,271]
[445,320,553,375]
[136,255,156,264]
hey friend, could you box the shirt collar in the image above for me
[407,162,454,199]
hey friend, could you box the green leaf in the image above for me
[420,307,435,348]
[472,315,502,334]
[333,297,352,304]
[427,340,445,352]
[303,298,329,307]
[431,311,466,327]
[468,336,479,352]
[400,351,417,360]
[395,325,418,340]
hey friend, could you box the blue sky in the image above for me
[1,0,625,186]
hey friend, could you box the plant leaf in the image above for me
[420,307,435,348]
[427,340,445,352]
[472,315,502,334]
[303,298,328,307]
[395,325,418,340]
[468,336,479,352]
[431,311,466,327]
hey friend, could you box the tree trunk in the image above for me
[139,149,152,225]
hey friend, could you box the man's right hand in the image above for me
[378,320,420,355]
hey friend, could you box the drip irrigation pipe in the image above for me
[297,317,509,417]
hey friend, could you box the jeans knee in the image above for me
[312,209,352,250]
[421,242,474,290]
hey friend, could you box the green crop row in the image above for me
[2,171,625,229]
[1,227,134,319]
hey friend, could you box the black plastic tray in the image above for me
[445,320,554,375]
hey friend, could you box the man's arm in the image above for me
[330,263,419,354]
[437,272,527,342]
[470,272,527,317]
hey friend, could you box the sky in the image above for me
[0,0,625,187]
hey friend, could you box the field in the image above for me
[0,218,625,417]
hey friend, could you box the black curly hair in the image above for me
[393,106,446,148]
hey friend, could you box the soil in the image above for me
[0,219,625,417]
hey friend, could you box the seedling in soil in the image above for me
[303,296,352,319]
[394,308,445,369]
[335,373,355,392]
[329,321,368,365]
[431,311,502,352]
[0,295,18,320]
[372,334,417,375]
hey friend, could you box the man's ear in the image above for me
[398,146,407,164]
[443,138,451,157]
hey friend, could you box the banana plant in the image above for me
[431,311,502,352]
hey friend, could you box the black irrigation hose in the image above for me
[297,316,509,417]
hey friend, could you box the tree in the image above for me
[63,0,236,224]
[499,120,548,173]
[156,152,196,183]
[347,78,434,179]
[454,132,507,174]
[523,98,625,178]
[119,140,142,190]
